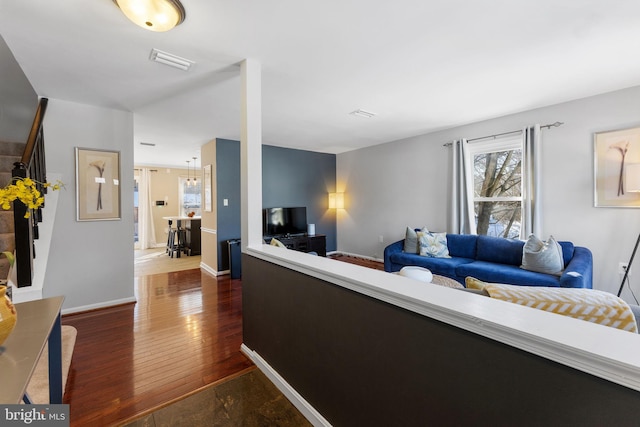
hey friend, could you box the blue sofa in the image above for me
[384,234,593,288]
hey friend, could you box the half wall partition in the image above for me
[242,246,640,426]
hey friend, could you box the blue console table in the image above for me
[0,296,64,404]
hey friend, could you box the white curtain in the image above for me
[521,124,542,238]
[138,168,157,249]
[449,138,476,234]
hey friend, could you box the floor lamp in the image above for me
[618,164,640,297]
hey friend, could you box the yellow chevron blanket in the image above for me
[482,282,638,333]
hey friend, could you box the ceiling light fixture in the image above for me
[349,109,376,118]
[113,0,186,32]
[186,160,191,186]
[149,48,194,71]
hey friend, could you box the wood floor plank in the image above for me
[62,268,252,426]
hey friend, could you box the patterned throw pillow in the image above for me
[521,234,563,275]
[465,276,488,290]
[418,231,451,258]
[270,238,286,248]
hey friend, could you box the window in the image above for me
[178,176,201,217]
[133,177,139,243]
[466,137,522,239]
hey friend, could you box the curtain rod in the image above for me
[442,121,564,147]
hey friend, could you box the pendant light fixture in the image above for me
[186,160,191,186]
[192,157,198,185]
[113,0,186,32]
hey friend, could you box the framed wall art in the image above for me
[594,126,640,208]
[204,164,212,212]
[75,147,121,221]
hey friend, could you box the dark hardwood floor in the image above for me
[61,253,382,426]
[62,269,252,426]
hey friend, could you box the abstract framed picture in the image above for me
[594,126,640,208]
[75,147,121,221]
[204,164,212,212]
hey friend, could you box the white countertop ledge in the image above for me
[247,244,640,392]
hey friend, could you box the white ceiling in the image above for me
[2,1,640,167]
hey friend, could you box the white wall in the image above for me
[338,85,640,301]
[42,98,135,312]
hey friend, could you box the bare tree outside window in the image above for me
[473,148,522,239]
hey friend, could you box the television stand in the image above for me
[270,234,326,257]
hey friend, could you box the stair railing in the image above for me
[12,97,48,288]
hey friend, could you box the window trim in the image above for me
[178,175,202,217]
[465,135,524,238]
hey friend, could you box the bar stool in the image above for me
[166,219,174,255]
[168,227,187,258]
[167,228,176,256]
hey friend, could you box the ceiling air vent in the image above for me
[149,48,194,71]
[349,109,376,118]
[140,142,156,146]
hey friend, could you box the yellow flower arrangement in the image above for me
[0,177,64,218]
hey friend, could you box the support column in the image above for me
[240,59,263,250]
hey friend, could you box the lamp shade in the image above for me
[329,192,345,209]
[626,163,640,192]
[113,0,185,32]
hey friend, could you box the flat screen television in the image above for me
[263,207,307,237]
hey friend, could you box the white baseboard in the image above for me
[241,343,332,427]
[200,262,219,276]
[61,296,137,315]
[134,243,167,249]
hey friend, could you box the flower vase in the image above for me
[0,286,17,346]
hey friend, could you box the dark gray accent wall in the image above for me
[243,254,640,426]
[262,145,336,252]
[215,140,337,270]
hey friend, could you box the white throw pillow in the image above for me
[521,234,564,275]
